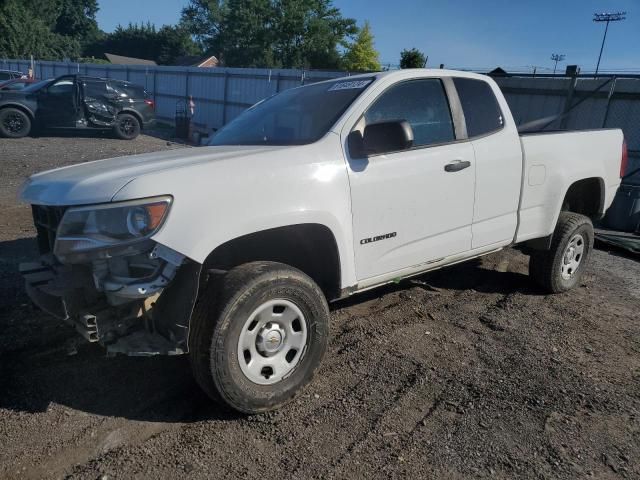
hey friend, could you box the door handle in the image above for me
[444,160,471,172]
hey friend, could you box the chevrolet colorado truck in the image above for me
[19,70,626,413]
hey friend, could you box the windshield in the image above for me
[22,80,51,92]
[210,78,374,146]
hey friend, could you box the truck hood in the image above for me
[19,145,285,206]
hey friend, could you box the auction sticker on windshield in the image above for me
[328,79,372,91]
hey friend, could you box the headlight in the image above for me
[54,196,172,262]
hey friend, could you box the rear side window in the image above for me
[110,82,146,99]
[453,78,504,138]
[47,78,74,95]
[364,79,455,147]
[83,80,107,98]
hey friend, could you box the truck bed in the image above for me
[516,129,624,243]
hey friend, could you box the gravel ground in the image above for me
[1,134,639,480]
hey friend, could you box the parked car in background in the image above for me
[0,74,155,139]
[19,69,625,413]
[0,69,25,81]
[0,77,39,91]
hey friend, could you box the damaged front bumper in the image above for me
[21,231,201,356]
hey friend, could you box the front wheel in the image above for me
[0,108,31,138]
[189,261,330,414]
[529,212,594,293]
[113,113,140,140]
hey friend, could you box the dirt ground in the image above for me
[1,134,639,480]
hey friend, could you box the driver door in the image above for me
[38,76,79,128]
[346,78,476,282]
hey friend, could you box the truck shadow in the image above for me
[0,334,242,423]
[0,238,239,423]
[415,258,538,294]
[333,255,540,311]
[0,239,534,424]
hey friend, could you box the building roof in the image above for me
[173,55,219,68]
[105,53,157,66]
[487,67,509,77]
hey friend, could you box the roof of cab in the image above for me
[337,68,491,82]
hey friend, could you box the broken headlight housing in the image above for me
[54,196,172,263]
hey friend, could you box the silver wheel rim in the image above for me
[237,299,308,385]
[560,234,585,280]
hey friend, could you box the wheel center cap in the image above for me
[257,324,285,355]
[565,248,575,263]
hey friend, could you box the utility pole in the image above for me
[550,53,565,75]
[593,12,626,77]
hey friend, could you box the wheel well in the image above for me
[521,177,604,253]
[203,224,342,301]
[0,104,34,121]
[118,109,143,128]
[561,177,604,219]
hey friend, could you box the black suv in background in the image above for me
[0,75,155,139]
[0,69,25,81]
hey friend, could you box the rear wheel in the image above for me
[0,108,31,138]
[529,212,594,293]
[189,261,330,414]
[113,113,140,140]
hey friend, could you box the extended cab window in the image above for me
[364,79,455,147]
[453,78,504,137]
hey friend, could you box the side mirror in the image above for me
[362,120,414,155]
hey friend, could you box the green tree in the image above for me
[271,0,357,69]
[342,21,381,72]
[55,0,100,47]
[0,0,82,60]
[84,23,201,65]
[215,0,275,67]
[180,0,225,53]
[180,0,357,69]
[400,48,427,69]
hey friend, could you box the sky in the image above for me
[96,0,640,73]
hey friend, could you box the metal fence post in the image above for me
[560,75,578,130]
[153,69,157,104]
[601,76,618,128]
[185,69,190,98]
[275,72,280,93]
[222,70,229,125]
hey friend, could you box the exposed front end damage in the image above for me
[20,204,201,356]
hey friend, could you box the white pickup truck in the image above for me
[19,70,626,413]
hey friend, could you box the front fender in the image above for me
[0,101,36,119]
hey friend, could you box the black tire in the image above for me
[189,261,330,414]
[529,212,594,293]
[113,113,141,140]
[0,108,31,138]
